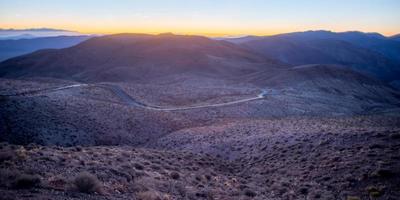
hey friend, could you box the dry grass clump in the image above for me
[170,172,180,180]
[13,173,41,189]
[72,172,102,194]
[244,188,257,197]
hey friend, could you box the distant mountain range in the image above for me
[0,30,399,89]
[0,28,85,40]
[0,28,71,32]
[224,31,400,83]
[0,36,92,61]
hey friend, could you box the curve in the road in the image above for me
[3,83,267,111]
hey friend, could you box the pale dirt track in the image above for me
[2,83,268,111]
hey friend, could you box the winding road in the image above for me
[3,83,268,111]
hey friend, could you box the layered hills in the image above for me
[0,33,282,82]
[226,31,400,82]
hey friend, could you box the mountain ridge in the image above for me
[223,30,400,82]
[0,33,284,82]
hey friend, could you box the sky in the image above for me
[1,0,399,36]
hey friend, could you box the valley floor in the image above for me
[0,78,400,200]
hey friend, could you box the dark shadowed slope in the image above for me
[225,31,400,82]
[247,64,400,109]
[0,33,283,83]
[391,34,400,41]
[0,36,92,61]
[252,64,382,87]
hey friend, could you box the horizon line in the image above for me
[1,27,399,37]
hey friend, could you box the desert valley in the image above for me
[0,31,399,200]
[1,1,400,199]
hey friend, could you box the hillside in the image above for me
[0,33,283,83]
[225,31,400,82]
[1,65,399,146]
[246,64,400,115]
[1,116,399,200]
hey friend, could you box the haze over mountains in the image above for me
[0,36,92,61]
[0,28,84,39]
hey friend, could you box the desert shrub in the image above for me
[346,196,361,200]
[194,189,214,199]
[373,168,394,178]
[74,146,82,152]
[72,172,102,194]
[299,187,309,195]
[15,147,27,160]
[366,186,383,198]
[195,192,207,198]
[48,176,67,190]
[195,175,202,182]
[13,174,41,189]
[174,182,187,197]
[150,164,161,171]
[244,189,257,197]
[136,190,162,200]
[0,150,15,162]
[170,172,180,180]
[0,95,9,102]
[389,133,400,139]
[134,163,144,170]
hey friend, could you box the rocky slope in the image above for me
[1,116,399,200]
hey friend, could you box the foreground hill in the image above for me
[0,36,91,61]
[0,33,282,82]
[152,116,400,200]
[226,31,400,82]
[1,116,399,200]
